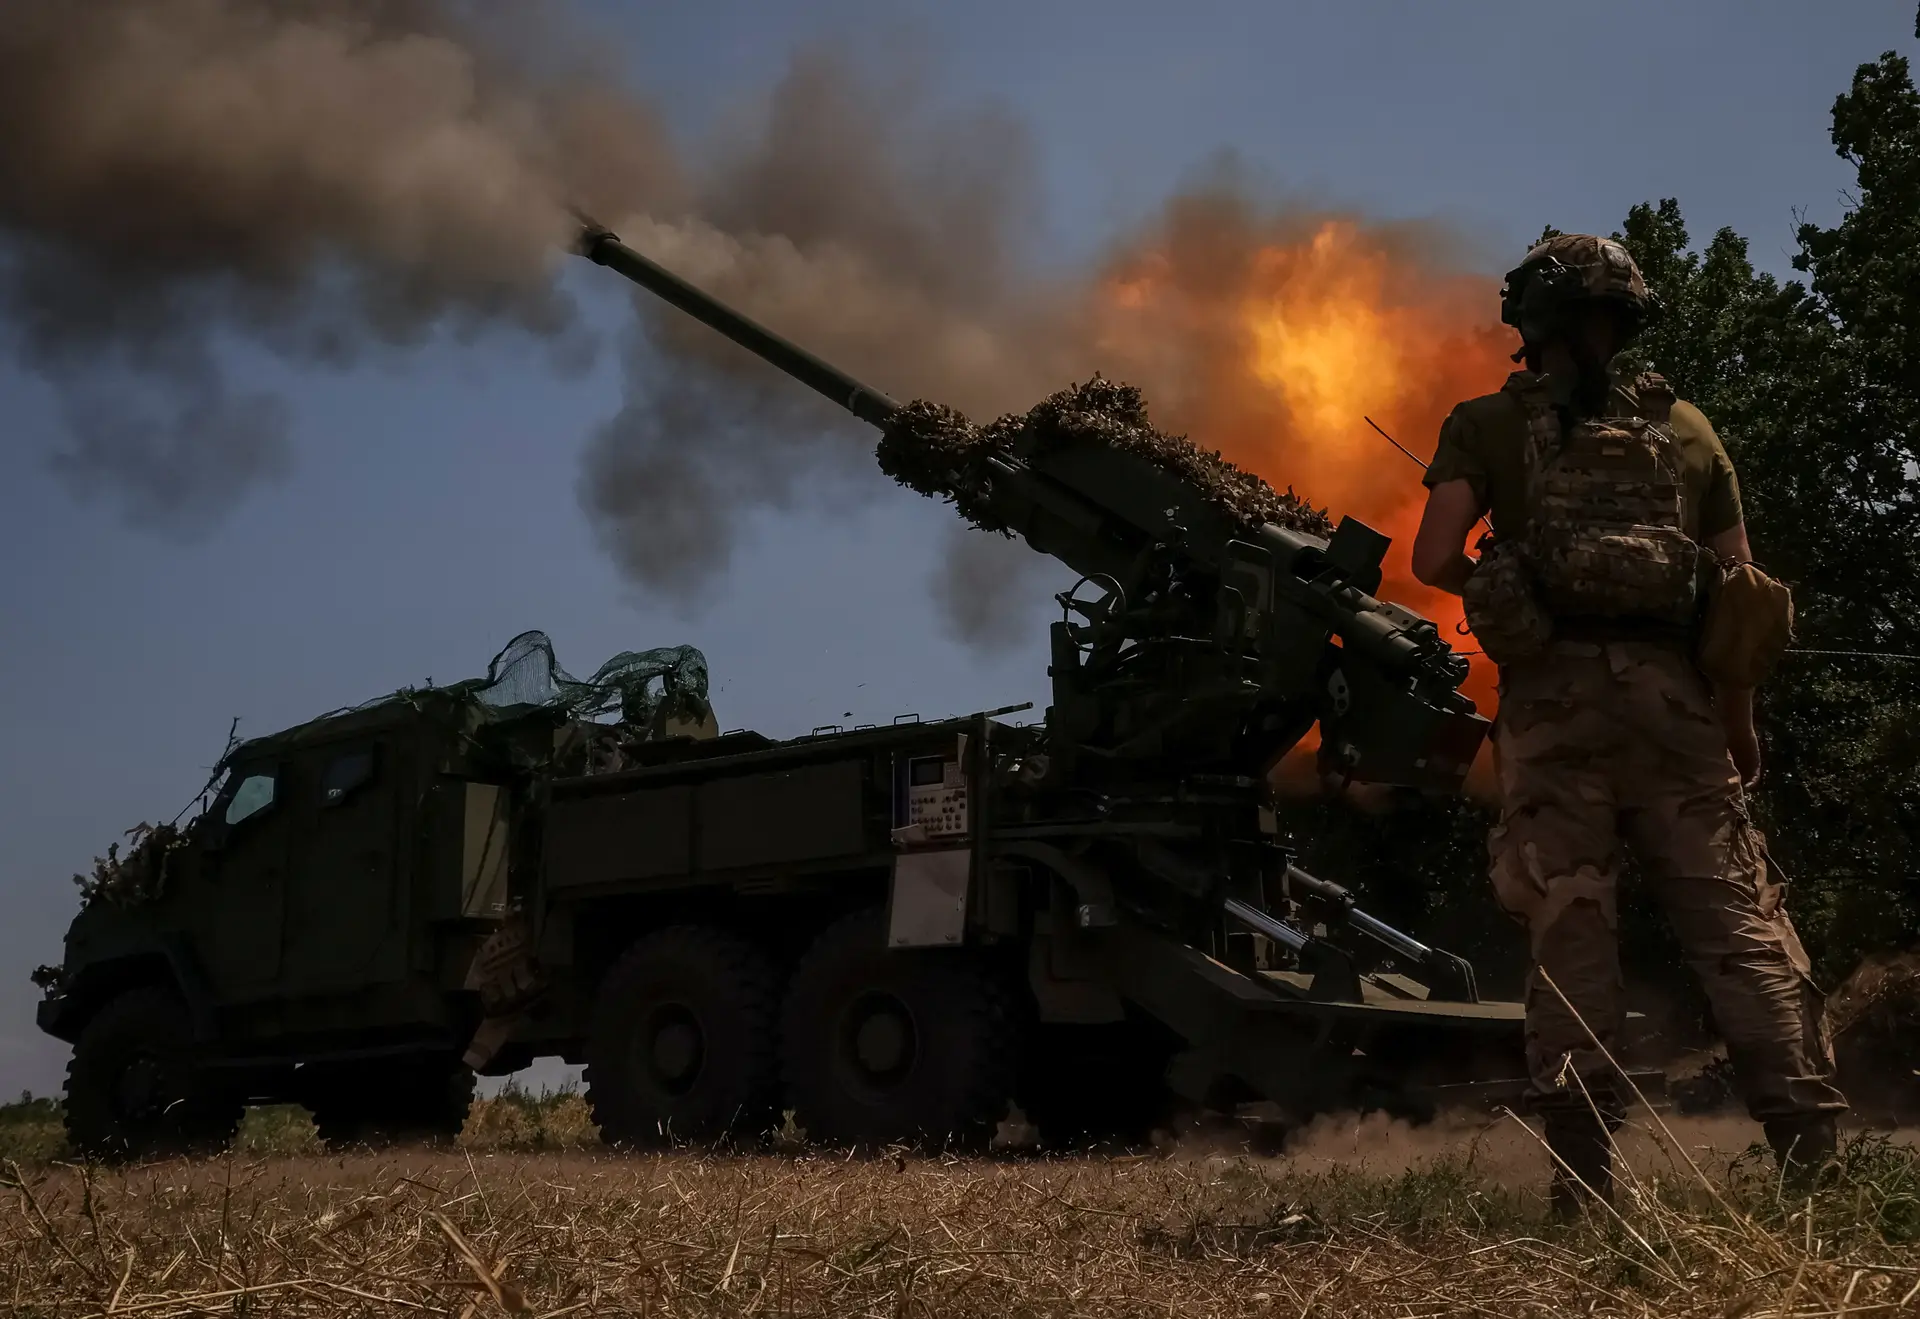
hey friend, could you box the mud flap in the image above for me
[460,916,547,1071]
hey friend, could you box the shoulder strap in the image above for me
[1623,373,1686,497]
[1502,370,1560,470]
[1632,371,1675,425]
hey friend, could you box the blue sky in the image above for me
[1,0,1908,1098]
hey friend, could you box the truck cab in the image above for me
[36,666,561,1156]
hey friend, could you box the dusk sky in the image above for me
[2,0,1908,1098]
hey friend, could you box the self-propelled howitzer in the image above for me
[20,235,1579,1165]
[578,223,1487,792]
[566,222,1538,1141]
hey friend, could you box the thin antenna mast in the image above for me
[1363,416,1495,537]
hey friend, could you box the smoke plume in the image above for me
[0,1,1516,659]
[579,55,1080,634]
[0,0,675,534]
[0,1,1064,636]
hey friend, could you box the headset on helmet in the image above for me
[1499,235,1657,349]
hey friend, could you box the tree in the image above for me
[1297,48,1920,1017]
[1615,52,1920,982]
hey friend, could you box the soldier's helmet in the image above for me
[1499,234,1655,348]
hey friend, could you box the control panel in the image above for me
[895,750,969,842]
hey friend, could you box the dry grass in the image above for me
[3,1089,1919,1316]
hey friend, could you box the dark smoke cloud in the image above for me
[578,54,1074,639]
[0,1,1061,640]
[931,528,1049,650]
[49,362,294,540]
[0,2,1097,641]
[0,0,677,532]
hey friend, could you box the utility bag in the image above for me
[1696,559,1795,687]
[1462,537,1553,666]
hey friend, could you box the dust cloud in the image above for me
[1193,1106,1918,1198]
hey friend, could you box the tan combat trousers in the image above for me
[1488,640,1846,1120]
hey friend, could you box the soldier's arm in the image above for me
[1708,522,1763,788]
[1413,407,1489,596]
[1691,408,1764,787]
[1412,480,1485,596]
[1708,522,1753,565]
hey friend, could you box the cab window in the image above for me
[224,773,276,826]
[321,750,376,806]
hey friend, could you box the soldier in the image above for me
[1410,234,1846,1216]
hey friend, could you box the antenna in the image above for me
[1364,416,1495,537]
[171,717,242,826]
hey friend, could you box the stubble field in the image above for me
[3,1091,1919,1318]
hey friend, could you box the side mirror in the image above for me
[201,819,230,854]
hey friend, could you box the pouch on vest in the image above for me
[1696,560,1795,687]
[1528,417,1700,620]
[1462,538,1552,666]
[1512,371,1704,626]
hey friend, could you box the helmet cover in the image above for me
[1500,234,1653,346]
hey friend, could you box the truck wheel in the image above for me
[64,988,240,1160]
[306,1057,475,1147]
[1018,1021,1173,1149]
[780,909,1012,1150]
[585,926,780,1147]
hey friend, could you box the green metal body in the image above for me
[530,227,1521,1116]
[37,691,562,1092]
[36,230,1533,1138]
[511,709,1526,1117]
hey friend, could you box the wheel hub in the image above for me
[113,1053,167,1123]
[844,991,917,1088]
[645,1005,705,1095]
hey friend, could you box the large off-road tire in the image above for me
[1018,1020,1174,1150]
[305,1055,475,1148]
[780,909,1013,1150]
[1828,952,1920,1124]
[64,988,241,1161]
[585,926,781,1148]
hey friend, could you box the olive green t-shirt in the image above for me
[1423,376,1743,543]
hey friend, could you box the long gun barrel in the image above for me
[574,218,1488,793]
[579,224,902,429]
[566,220,1513,1113]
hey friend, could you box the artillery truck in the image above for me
[36,227,1532,1158]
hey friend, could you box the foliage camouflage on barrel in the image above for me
[878,376,1333,540]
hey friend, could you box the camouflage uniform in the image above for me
[1429,236,1846,1137]
[1489,639,1843,1121]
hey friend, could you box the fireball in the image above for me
[1089,204,1516,787]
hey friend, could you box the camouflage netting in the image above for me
[46,633,713,925]
[877,376,1334,539]
[72,822,188,911]
[877,399,1008,531]
[472,630,711,729]
[317,631,710,733]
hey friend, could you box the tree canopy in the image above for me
[1616,50,1920,980]
[1289,42,1920,1013]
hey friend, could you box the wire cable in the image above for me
[1783,648,1920,661]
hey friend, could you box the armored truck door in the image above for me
[280,741,406,990]
[194,762,288,993]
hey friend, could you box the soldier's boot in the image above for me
[1764,1113,1839,1194]
[1544,1108,1616,1221]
